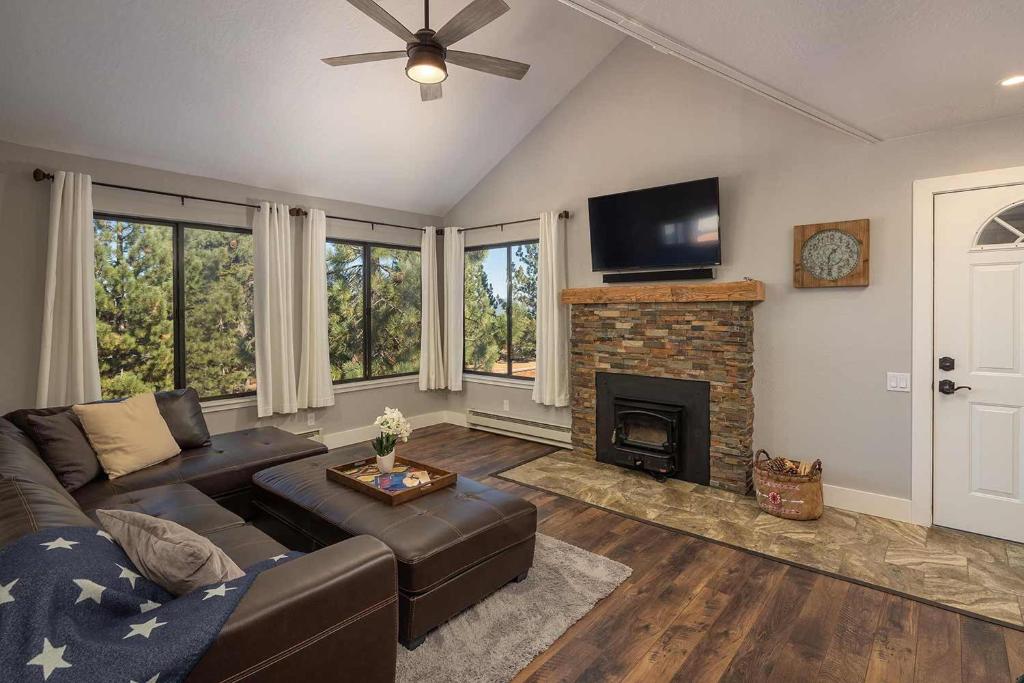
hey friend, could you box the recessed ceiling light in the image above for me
[1001,75,1024,87]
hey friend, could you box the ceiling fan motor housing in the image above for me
[406,29,448,83]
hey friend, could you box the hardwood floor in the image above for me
[399,423,1022,683]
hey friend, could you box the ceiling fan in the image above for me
[323,0,530,101]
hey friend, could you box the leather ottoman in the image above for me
[252,450,537,648]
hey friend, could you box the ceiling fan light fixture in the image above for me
[406,46,447,84]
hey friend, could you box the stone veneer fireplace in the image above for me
[562,281,765,494]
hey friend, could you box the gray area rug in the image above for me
[396,533,632,683]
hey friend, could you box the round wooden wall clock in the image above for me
[793,219,870,288]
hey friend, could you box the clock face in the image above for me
[801,229,861,281]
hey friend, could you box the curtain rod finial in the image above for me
[33,168,54,182]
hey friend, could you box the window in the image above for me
[975,201,1024,248]
[94,215,255,401]
[464,241,538,379]
[326,240,421,382]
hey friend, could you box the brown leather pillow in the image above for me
[155,388,211,449]
[23,411,101,492]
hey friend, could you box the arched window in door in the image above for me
[974,201,1024,248]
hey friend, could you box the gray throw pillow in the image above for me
[23,410,101,491]
[96,509,244,596]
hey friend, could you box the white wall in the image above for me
[444,38,1024,500]
[0,138,449,437]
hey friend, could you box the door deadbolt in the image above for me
[938,356,955,371]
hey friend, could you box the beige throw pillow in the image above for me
[73,393,181,479]
[96,509,245,596]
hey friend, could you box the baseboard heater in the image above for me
[286,427,323,443]
[465,410,572,448]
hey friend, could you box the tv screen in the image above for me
[588,177,721,271]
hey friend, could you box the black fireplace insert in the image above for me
[595,372,710,485]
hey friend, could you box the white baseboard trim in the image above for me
[823,483,914,524]
[321,411,454,450]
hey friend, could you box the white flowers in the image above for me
[374,407,412,441]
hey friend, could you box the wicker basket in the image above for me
[753,449,823,521]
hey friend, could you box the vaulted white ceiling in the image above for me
[0,0,622,215]
[563,0,1024,141]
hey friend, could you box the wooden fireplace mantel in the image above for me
[560,280,766,305]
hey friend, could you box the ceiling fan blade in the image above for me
[446,50,530,80]
[420,82,443,101]
[322,51,407,66]
[346,0,417,43]
[433,0,509,47]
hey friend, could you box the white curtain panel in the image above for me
[297,208,335,409]
[37,171,102,407]
[419,227,446,390]
[532,211,570,407]
[443,227,465,391]
[253,201,298,417]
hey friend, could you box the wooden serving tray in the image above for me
[326,456,457,506]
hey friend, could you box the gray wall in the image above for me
[0,138,448,435]
[444,39,1024,499]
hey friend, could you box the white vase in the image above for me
[376,450,396,474]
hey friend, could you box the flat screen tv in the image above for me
[588,177,721,271]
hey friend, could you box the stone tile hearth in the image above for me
[500,450,1024,628]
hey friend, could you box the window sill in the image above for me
[334,375,419,394]
[200,376,421,413]
[463,375,535,390]
[201,395,258,414]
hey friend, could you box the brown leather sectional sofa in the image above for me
[0,409,400,682]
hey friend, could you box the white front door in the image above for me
[934,183,1024,541]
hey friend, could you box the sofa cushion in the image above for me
[203,524,289,569]
[71,427,327,507]
[97,508,245,596]
[82,483,245,536]
[74,393,181,479]
[156,388,212,449]
[0,432,79,507]
[0,476,95,547]
[24,410,101,491]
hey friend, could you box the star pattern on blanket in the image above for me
[130,675,160,683]
[269,554,287,562]
[40,538,79,551]
[116,564,141,589]
[202,583,237,600]
[72,579,106,605]
[123,617,166,640]
[139,600,161,613]
[0,578,17,606]
[26,638,71,680]
[96,531,114,543]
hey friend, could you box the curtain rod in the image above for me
[32,168,429,233]
[458,210,571,233]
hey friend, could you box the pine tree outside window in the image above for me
[463,240,538,379]
[326,239,421,382]
[94,215,256,401]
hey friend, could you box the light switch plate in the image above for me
[887,372,911,392]
[307,411,316,426]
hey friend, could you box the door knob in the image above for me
[938,379,972,395]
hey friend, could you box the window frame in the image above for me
[326,237,422,385]
[462,239,539,381]
[95,213,256,402]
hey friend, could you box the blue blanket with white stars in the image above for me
[0,525,299,683]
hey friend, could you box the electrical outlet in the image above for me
[886,372,911,392]
[307,411,316,426]
[503,400,510,411]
